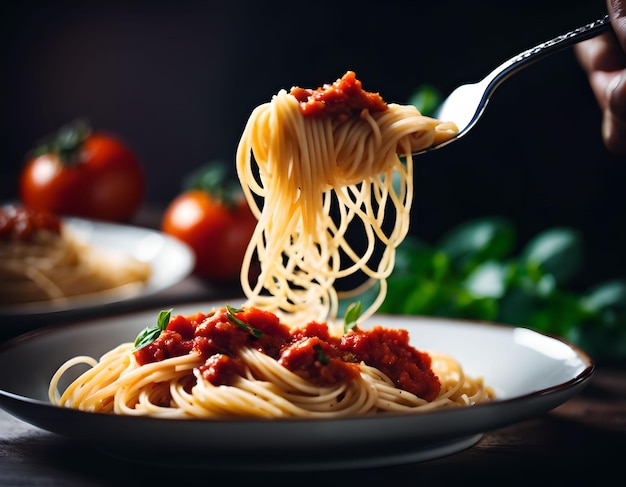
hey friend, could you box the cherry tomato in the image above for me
[161,187,258,282]
[19,120,145,222]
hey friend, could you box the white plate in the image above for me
[0,218,195,318]
[0,303,594,471]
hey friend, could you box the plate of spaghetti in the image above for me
[0,72,595,469]
[0,206,195,318]
[0,303,593,470]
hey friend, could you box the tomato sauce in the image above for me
[134,306,441,400]
[0,205,62,241]
[290,71,388,121]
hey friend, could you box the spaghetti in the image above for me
[0,205,151,305]
[49,72,492,419]
[236,71,457,325]
[49,306,493,418]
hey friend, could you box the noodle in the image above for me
[236,74,457,325]
[49,343,492,418]
[49,72,494,420]
[0,207,151,305]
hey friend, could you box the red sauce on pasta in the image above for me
[134,306,441,401]
[290,71,388,121]
[0,205,62,241]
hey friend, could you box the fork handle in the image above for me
[486,14,611,89]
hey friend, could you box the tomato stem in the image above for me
[184,162,240,208]
[32,119,92,166]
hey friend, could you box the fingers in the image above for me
[575,3,626,155]
[575,33,626,72]
[608,0,626,53]
[604,73,626,154]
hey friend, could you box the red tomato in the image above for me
[19,121,144,222]
[161,189,258,282]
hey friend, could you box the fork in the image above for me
[415,14,612,155]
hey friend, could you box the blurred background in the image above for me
[2,0,624,291]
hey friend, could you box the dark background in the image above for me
[2,0,624,289]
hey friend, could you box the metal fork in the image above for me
[415,14,612,155]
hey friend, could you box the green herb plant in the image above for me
[396,84,626,362]
[376,217,626,362]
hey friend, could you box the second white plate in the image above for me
[0,217,195,318]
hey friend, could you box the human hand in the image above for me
[575,1,626,155]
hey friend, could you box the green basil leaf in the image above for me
[132,308,172,351]
[226,304,263,338]
[344,302,362,333]
[520,227,583,285]
[132,327,162,351]
[463,261,511,299]
[157,309,172,330]
[580,280,626,315]
[438,216,515,274]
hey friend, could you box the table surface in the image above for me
[1,209,625,486]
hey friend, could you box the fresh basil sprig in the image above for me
[132,309,172,351]
[226,304,263,339]
[344,301,362,333]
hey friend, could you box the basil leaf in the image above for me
[520,227,583,286]
[438,216,515,274]
[344,301,362,333]
[226,304,263,338]
[132,309,172,351]
[581,280,626,314]
[156,309,172,329]
[463,261,510,299]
